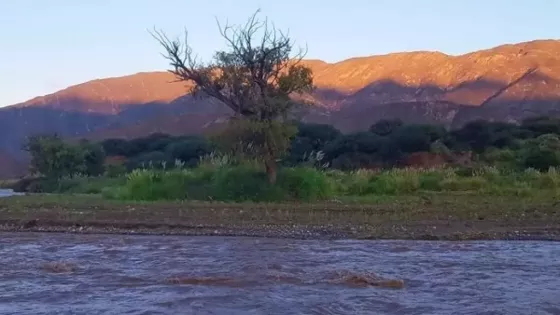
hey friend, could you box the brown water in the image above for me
[1,233,559,315]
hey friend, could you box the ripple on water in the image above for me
[0,233,559,315]
[42,262,78,273]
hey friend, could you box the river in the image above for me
[0,189,23,198]
[0,233,559,315]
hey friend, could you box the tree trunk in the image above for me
[264,157,277,184]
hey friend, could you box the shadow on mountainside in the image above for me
[1,70,560,178]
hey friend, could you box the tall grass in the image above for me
[104,165,560,202]
[110,165,336,202]
[323,166,560,197]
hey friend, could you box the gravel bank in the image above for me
[2,219,560,241]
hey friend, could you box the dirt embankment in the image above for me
[0,194,559,241]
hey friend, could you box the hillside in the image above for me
[1,39,560,177]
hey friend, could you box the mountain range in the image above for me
[1,39,560,178]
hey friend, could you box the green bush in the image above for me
[361,170,420,195]
[339,170,375,196]
[418,171,445,191]
[441,177,487,192]
[122,169,189,201]
[210,166,284,202]
[277,167,335,201]
[481,148,520,171]
[529,168,560,189]
[454,166,476,177]
[116,167,279,202]
[113,165,338,202]
[105,164,127,178]
[53,176,126,194]
[27,178,59,193]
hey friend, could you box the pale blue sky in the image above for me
[1,0,558,107]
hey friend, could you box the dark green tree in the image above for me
[322,132,401,169]
[101,138,132,157]
[287,123,342,165]
[78,140,106,176]
[447,120,518,152]
[521,116,560,137]
[23,135,85,179]
[165,136,213,167]
[391,124,445,153]
[126,151,171,170]
[520,134,560,171]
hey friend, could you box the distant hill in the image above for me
[2,39,560,177]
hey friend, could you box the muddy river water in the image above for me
[0,232,559,315]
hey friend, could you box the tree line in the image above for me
[23,116,560,180]
[101,116,560,172]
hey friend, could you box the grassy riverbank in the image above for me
[9,166,560,201]
[1,193,559,240]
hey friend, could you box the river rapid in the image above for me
[0,232,559,315]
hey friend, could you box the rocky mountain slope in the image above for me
[1,39,560,177]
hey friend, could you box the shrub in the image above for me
[27,178,58,193]
[441,176,487,192]
[529,168,560,189]
[277,167,335,201]
[44,176,126,195]
[363,170,420,195]
[481,148,520,171]
[122,169,191,201]
[105,164,127,178]
[108,164,560,202]
[210,166,283,202]
[418,171,445,191]
[340,170,375,196]
[113,165,339,202]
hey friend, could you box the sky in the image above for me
[0,0,559,107]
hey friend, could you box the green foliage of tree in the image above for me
[27,113,560,180]
[126,151,171,170]
[23,135,105,179]
[79,140,106,176]
[101,134,214,170]
[447,120,519,152]
[322,132,403,169]
[521,116,560,136]
[330,152,380,170]
[127,133,172,157]
[286,123,341,165]
[153,10,313,183]
[324,132,379,159]
[296,123,342,148]
[520,134,560,171]
[212,119,298,182]
[165,136,213,167]
[391,124,445,153]
[101,138,132,157]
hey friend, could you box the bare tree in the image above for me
[151,10,314,183]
